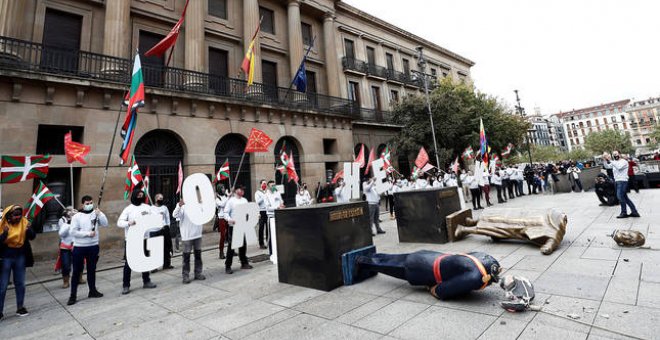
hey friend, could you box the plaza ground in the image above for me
[1,189,659,340]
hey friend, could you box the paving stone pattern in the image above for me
[1,189,658,339]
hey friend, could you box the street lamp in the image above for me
[415,46,441,168]
[514,89,534,166]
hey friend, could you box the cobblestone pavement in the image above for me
[1,190,658,340]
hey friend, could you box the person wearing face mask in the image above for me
[334,177,349,203]
[0,205,36,319]
[224,186,253,274]
[265,180,284,253]
[215,184,229,259]
[117,186,159,294]
[57,207,77,288]
[153,193,174,270]
[296,186,312,206]
[67,195,108,306]
[255,180,268,249]
[172,195,206,284]
[603,151,640,219]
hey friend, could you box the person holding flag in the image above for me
[67,195,108,306]
[215,184,230,259]
[0,205,36,319]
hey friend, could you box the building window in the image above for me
[301,22,313,46]
[614,124,619,130]
[366,46,376,65]
[305,70,317,94]
[402,58,410,76]
[41,8,82,72]
[262,60,278,100]
[323,139,337,155]
[637,139,642,145]
[344,39,355,59]
[348,81,360,105]
[259,7,275,34]
[586,121,591,127]
[371,86,382,112]
[390,90,399,103]
[208,0,227,19]
[431,68,437,77]
[386,53,394,71]
[646,138,651,143]
[208,47,228,94]
[37,125,84,155]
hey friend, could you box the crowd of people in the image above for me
[0,148,646,320]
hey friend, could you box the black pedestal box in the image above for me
[275,201,373,291]
[394,187,461,243]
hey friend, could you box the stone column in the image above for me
[184,0,205,72]
[243,0,262,83]
[102,0,131,58]
[323,12,340,97]
[287,0,303,80]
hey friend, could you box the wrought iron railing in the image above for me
[0,35,388,121]
[341,56,368,74]
[386,69,406,83]
[366,63,388,79]
[358,108,393,123]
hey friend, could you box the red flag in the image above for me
[144,0,190,60]
[354,144,365,168]
[64,132,91,165]
[244,128,273,153]
[176,161,183,194]
[364,148,376,175]
[331,170,344,184]
[286,152,299,183]
[414,147,429,169]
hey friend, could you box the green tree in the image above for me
[583,129,634,155]
[391,77,529,167]
[648,124,660,149]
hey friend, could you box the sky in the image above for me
[342,0,660,116]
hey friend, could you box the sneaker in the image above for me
[67,296,77,306]
[182,276,192,284]
[194,274,206,281]
[143,282,157,289]
[616,214,629,219]
[121,286,130,295]
[241,263,253,270]
[629,212,641,218]
[225,268,234,274]
[16,307,28,317]
[88,291,103,298]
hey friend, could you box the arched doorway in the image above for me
[135,129,184,212]
[274,137,302,207]
[216,133,251,197]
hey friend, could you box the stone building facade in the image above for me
[0,0,473,256]
[554,100,631,152]
[626,97,660,154]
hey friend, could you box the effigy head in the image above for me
[612,229,645,247]
[472,252,501,285]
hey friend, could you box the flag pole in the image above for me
[69,163,75,208]
[98,89,129,208]
[53,194,67,210]
[284,36,316,103]
[231,151,246,192]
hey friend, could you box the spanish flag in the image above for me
[241,23,261,86]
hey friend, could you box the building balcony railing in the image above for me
[386,69,406,84]
[358,108,393,123]
[366,63,388,79]
[0,35,387,121]
[341,56,368,74]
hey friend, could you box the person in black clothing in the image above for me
[595,174,618,206]
[524,165,535,194]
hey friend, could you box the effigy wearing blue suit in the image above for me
[357,250,500,300]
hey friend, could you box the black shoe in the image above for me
[88,291,103,298]
[194,274,206,281]
[241,263,253,270]
[121,286,130,295]
[219,253,225,259]
[377,230,386,234]
[616,214,629,219]
[164,265,175,270]
[67,296,77,305]
[182,276,192,284]
[225,268,234,274]
[16,307,28,317]
[143,282,157,289]
[629,212,641,218]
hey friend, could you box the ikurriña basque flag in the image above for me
[119,53,145,165]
